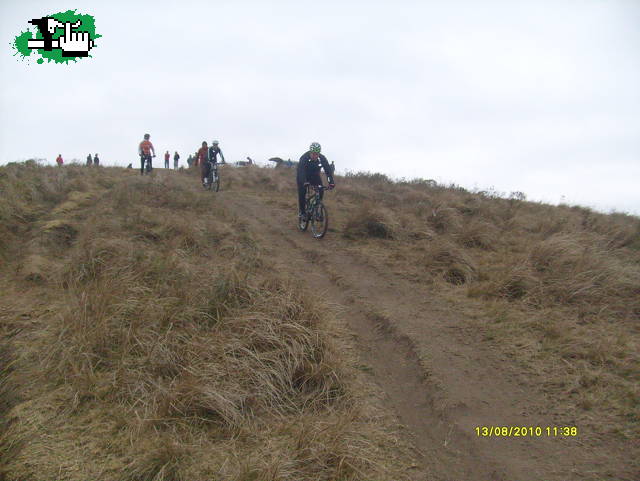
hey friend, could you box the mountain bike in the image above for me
[298,184,330,238]
[202,161,220,191]
[141,154,154,175]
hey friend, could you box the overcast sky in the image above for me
[1,0,639,214]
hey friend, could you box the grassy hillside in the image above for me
[1,160,638,479]
[222,164,639,439]
[328,171,640,438]
[0,162,415,480]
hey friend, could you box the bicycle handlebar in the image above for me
[305,184,333,192]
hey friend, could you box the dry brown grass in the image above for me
[297,167,640,439]
[2,160,639,478]
[0,162,414,481]
[423,239,477,285]
[343,203,398,239]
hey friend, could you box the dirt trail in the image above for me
[221,189,634,481]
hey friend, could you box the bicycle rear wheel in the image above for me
[311,203,328,238]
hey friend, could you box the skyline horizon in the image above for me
[6,152,638,217]
[2,1,638,216]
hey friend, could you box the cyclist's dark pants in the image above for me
[140,154,152,175]
[201,161,216,182]
[297,173,323,213]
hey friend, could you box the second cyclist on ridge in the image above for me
[296,142,335,219]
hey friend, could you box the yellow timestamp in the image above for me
[475,426,578,437]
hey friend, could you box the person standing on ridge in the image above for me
[296,142,335,219]
[93,153,100,166]
[56,154,63,166]
[138,133,156,175]
[164,150,170,169]
[187,154,193,168]
[197,141,209,184]
[174,151,180,169]
[86,154,92,166]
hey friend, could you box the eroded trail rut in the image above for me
[222,190,628,481]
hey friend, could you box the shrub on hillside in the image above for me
[426,205,462,234]
[456,219,500,250]
[424,239,477,285]
[468,262,540,302]
[344,171,393,185]
[343,205,397,239]
[578,209,640,250]
[529,234,640,316]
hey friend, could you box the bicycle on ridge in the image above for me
[298,184,332,238]
[202,160,220,191]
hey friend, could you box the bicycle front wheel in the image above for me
[213,172,220,192]
[311,203,328,238]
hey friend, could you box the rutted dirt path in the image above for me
[221,189,634,481]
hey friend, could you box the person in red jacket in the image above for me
[164,150,170,169]
[197,141,208,184]
[56,154,63,166]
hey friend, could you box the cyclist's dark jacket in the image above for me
[208,146,224,164]
[297,151,334,185]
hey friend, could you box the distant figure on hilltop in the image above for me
[86,154,92,166]
[93,153,99,166]
[187,154,193,168]
[56,154,63,166]
[164,150,170,169]
[138,133,156,175]
[174,151,180,169]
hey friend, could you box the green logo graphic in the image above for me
[11,9,100,64]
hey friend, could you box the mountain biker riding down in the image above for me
[202,140,224,183]
[197,141,209,184]
[139,133,156,175]
[297,142,335,219]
